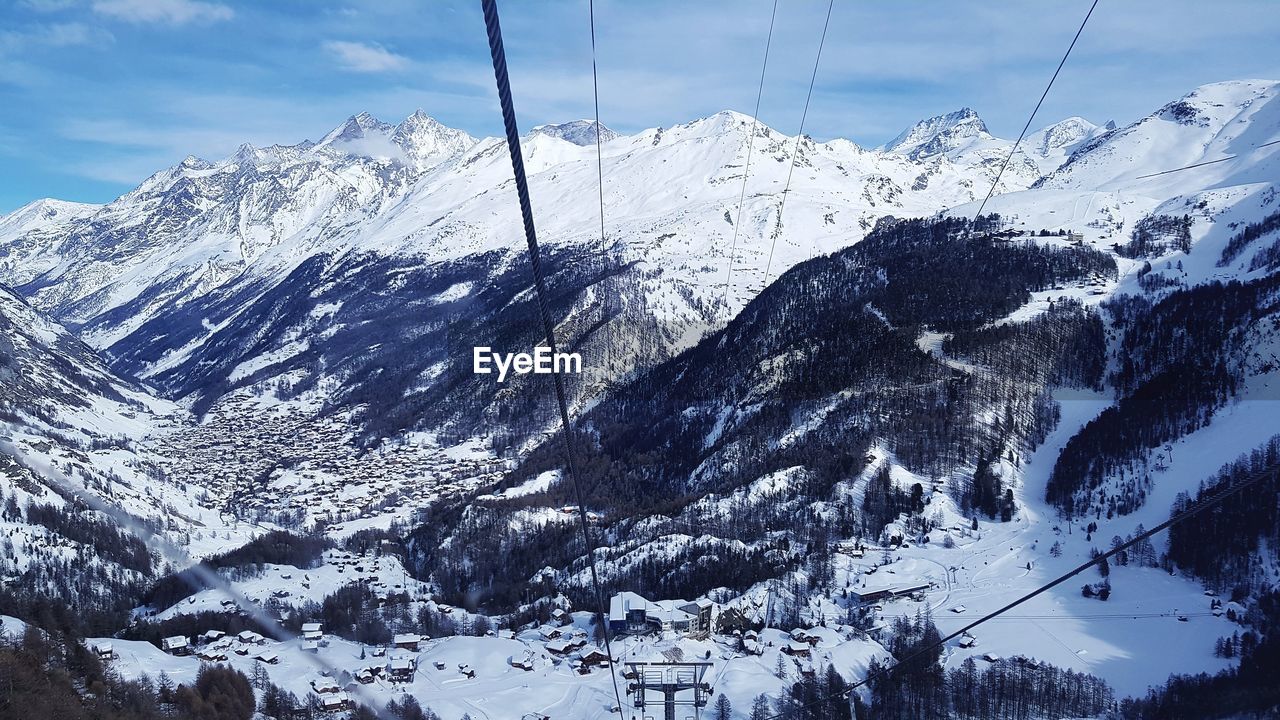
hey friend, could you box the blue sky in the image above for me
[1,0,1278,213]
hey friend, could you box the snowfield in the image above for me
[0,76,1278,717]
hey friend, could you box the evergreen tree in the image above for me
[750,693,772,720]
[714,693,732,720]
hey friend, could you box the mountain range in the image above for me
[0,93,1121,440]
[2,77,1280,717]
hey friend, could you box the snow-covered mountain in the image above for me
[883,107,991,157]
[317,109,479,168]
[3,77,1279,718]
[0,105,1100,445]
[881,107,1114,184]
[530,119,618,145]
[0,277,265,635]
[412,79,1280,700]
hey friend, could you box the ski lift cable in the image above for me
[1130,138,1280,180]
[479,0,626,714]
[762,459,1277,719]
[969,0,1100,229]
[761,0,834,289]
[588,0,613,387]
[722,0,780,316]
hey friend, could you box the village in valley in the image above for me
[140,392,507,537]
[80,491,1075,717]
[98,541,897,719]
[80,412,1241,719]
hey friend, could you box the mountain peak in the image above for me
[663,110,776,143]
[397,109,442,129]
[700,110,758,130]
[1,198,98,229]
[883,107,990,156]
[179,154,212,170]
[1031,116,1101,156]
[1156,79,1279,127]
[392,111,476,165]
[319,112,395,146]
[529,119,618,146]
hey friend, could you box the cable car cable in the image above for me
[722,0,780,316]
[970,0,1100,229]
[588,0,614,387]
[762,458,1276,719]
[479,0,626,714]
[762,0,834,288]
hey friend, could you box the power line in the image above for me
[761,0,834,289]
[969,0,1100,227]
[975,611,1218,620]
[721,0,779,316]
[763,458,1278,719]
[478,0,626,715]
[1131,138,1280,179]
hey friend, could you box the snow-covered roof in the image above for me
[608,592,696,625]
[608,591,647,622]
[546,638,583,654]
[648,601,696,625]
[392,633,422,645]
[311,677,339,692]
[301,622,322,633]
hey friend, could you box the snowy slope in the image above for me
[815,80,1280,696]
[881,107,1111,187]
[4,78,1280,713]
[0,282,258,562]
[411,79,1280,703]
[0,106,1095,446]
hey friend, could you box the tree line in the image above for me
[853,612,1113,720]
[1049,275,1280,518]
[408,216,1119,613]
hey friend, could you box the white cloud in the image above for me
[43,22,111,46]
[0,22,112,55]
[324,40,408,73]
[20,0,82,11]
[91,0,233,25]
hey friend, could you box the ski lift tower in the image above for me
[625,661,713,720]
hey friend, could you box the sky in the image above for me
[1,0,1278,213]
